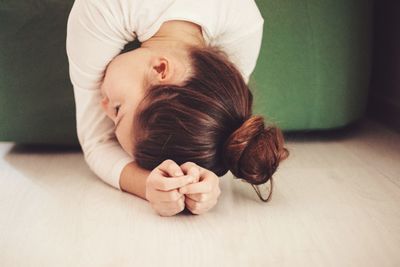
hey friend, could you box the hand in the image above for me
[178,162,222,215]
[145,159,195,217]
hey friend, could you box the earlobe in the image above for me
[100,96,108,112]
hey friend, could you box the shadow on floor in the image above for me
[283,116,381,143]
[6,143,81,154]
[6,116,382,153]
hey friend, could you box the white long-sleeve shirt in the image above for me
[66,0,264,190]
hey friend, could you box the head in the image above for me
[100,42,193,156]
[101,43,289,201]
[135,44,289,196]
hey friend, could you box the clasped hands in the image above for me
[145,159,221,217]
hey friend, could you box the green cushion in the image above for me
[0,0,373,144]
[252,0,373,130]
[0,0,77,144]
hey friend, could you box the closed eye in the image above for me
[114,105,121,117]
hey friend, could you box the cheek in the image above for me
[116,124,133,157]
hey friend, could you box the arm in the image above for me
[222,21,264,84]
[66,0,138,191]
[120,162,151,200]
[218,0,264,84]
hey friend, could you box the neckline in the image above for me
[138,17,211,46]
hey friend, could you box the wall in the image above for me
[367,0,400,132]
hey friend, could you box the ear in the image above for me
[99,83,108,112]
[100,96,108,113]
[150,57,173,83]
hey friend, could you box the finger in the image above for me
[184,194,205,202]
[185,198,218,217]
[187,165,201,183]
[156,194,185,211]
[179,169,218,194]
[151,202,171,217]
[185,193,212,202]
[179,180,212,194]
[180,162,202,182]
[152,189,182,202]
[155,208,180,217]
[184,184,222,201]
[185,197,216,215]
[178,194,186,211]
[153,195,186,216]
[157,159,184,177]
[184,196,200,213]
[153,174,195,191]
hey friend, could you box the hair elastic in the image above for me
[239,176,273,202]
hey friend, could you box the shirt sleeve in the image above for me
[66,0,136,190]
[225,21,264,84]
[217,0,264,84]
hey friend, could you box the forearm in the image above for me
[119,161,151,201]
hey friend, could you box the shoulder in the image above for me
[212,0,264,44]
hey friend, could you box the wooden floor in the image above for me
[0,117,399,267]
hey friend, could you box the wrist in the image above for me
[120,161,151,201]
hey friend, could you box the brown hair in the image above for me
[132,45,289,201]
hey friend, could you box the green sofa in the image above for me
[0,0,373,145]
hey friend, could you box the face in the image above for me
[100,49,147,156]
[100,47,190,157]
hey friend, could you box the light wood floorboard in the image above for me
[0,117,399,266]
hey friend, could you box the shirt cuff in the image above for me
[110,156,135,191]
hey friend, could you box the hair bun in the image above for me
[222,115,289,185]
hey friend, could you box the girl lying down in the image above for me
[66,0,289,217]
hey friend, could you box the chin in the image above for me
[122,146,133,158]
[118,140,133,158]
